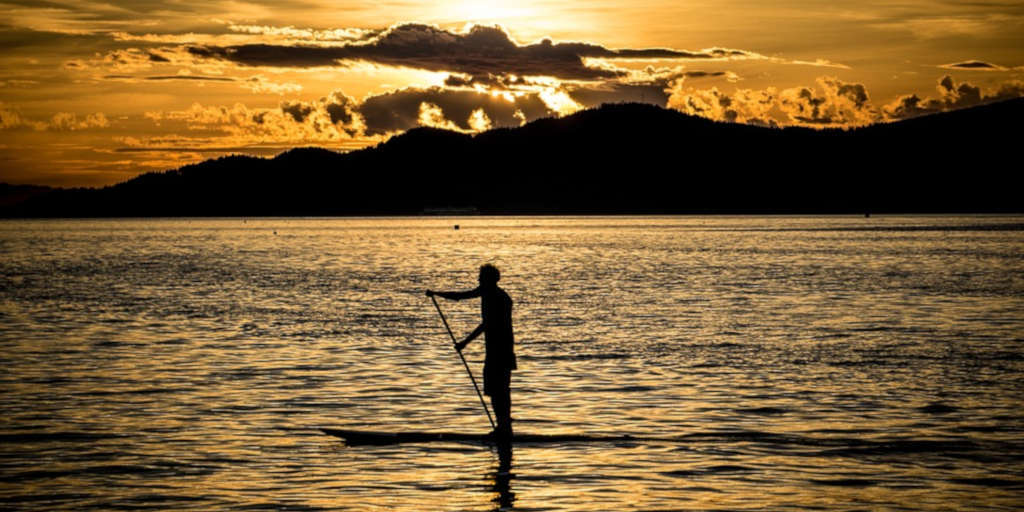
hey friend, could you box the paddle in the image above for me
[430,295,496,430]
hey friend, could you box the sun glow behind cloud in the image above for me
[429,0,582,43]
[445,1,540,24]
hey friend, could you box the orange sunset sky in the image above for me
[1,1,1022,187]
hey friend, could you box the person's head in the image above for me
[479,264,500,287]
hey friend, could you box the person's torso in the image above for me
[481,287,516,369]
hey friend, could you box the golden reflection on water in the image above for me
[0,216,1022,510]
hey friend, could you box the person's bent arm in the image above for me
[456,323,485,352]
[426,288,481,301]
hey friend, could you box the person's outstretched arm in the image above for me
[426,288,481,301]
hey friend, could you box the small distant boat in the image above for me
[322,428,639,446]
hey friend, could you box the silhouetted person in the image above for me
[427,264,516,439]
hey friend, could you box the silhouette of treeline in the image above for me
[2,99,1021,217]
[0,184,53,209]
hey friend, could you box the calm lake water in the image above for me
[1,216,1022,511]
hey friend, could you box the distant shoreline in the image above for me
[2,205,1022,220]
[3,215,1023,229]
[2,101,1021,218]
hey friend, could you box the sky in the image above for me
[1,0,1022,187]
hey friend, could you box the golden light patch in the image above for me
[445,1,538,24]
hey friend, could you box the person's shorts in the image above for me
[483,366,511,396]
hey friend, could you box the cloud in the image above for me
[786,58,850,70]
[103,74,236,82]
[467,108,492,132]
[883,75,1024,118]
[148,75,234,81]
[242,75,303,95]
[99,72,301,94]
[668,74,1024,127]
[871,14,1023,41]
[438,64,737,114]
[280,101,315,123]
[1,103,110,131]
[128,58,741,143]
[668,76,870,127]
[416,102,463,131]
[566,81,671,108]
[0,79,39,88]
[225,24,373,43]
[0,25,106,49]
[100,48,168,72]
[68,45,232,77]
[137,81,564,142]
[667,86,780,127]
[564,65,737,108]
[414,103,492,133]
[537,88,584,116]
[0,104,29,129]
[107,24,374,48]
[151,103,271,127]
[777,77,874,125]
[48,112,110,131]
[109,31,266,46]
[356,85,554,134]
[443,73,539,89]
[188,23,758,79]
[938,60,1008,71]
[139,92,371,149]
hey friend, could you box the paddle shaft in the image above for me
[430,295,496,430]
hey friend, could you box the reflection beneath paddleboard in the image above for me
[491,443,514,511]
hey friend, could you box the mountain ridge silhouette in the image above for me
[2,99,1020,217]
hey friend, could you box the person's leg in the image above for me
[490,370,512,437]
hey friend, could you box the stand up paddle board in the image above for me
[322,428,639,446]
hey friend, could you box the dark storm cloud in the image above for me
[187,23,754,79]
